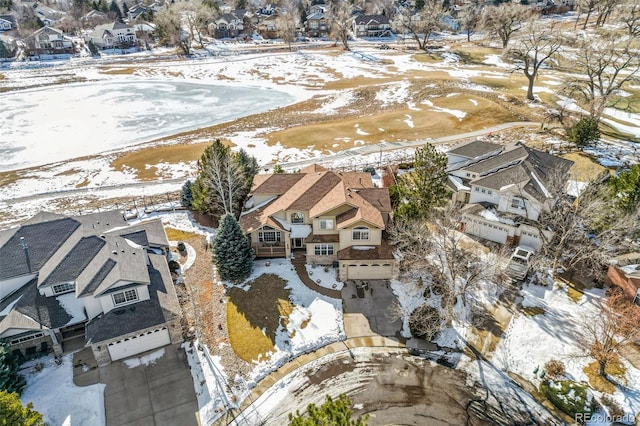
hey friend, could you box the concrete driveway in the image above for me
[341,280,403,339]
[74,344,199,426]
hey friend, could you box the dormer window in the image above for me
[352,226,370,241]
[320,219,334,230]
[113,288,139,306]
[291,212,304,224]
[511,197,526,210]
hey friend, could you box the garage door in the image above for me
[347,263,393,280]
[107,327,171,361]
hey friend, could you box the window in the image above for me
[352,226,370,241]
[53,282,75,295]
[466,172,471,177]
[10,332,45,345]
[314,244,334,255]
[291,212,304,224]
[113,288,139,306]
[487,190,493,195]
[259,228,281,243]
[320,219,334,230]
[511,197,526,209]
[474,187,479,192]
[481,188,486,193]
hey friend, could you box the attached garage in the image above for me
[344,262,393,280]
[107,326,171,361]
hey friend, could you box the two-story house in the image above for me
[212,9,247,39]
[240,164,396,281]
[353,14,391,37]
[26,26,74,56]
[446,140,573,250]
[0,211,182,366]
[88,21,137,49]
[305,5,329,38]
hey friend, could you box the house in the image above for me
[212,9,247,39]
[256,14,279,39]
[606,253,640,303]
[81,10,108,26]
[25,26,74,56]
[127,4,149,21]
[23,2,65,26]
[353,14,391,37]
[0,15,16,32]
[446,140,573,250]
[305,11,329,38]
[239,164,396,281]
[88,21,137,49]
[0,211,182,366]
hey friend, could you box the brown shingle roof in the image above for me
[337,239,395,260]
[241,165,392,233]
[305,234,340,243]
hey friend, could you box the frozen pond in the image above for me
[0,80,296,172]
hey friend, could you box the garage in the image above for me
[107,326,171,361]
[346,263,393,280]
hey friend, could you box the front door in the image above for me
[293,238,303,248]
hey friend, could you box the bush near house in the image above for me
[213,214,254,282]
[544,359,566,380]
[539,380,594,424]
[0,343,25,395]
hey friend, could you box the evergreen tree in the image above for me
[273,164,285,174]
[87,40,99,56]
[122,1,129,16]
[609,164,640,213]
[0,343,26,395]
[109,0,123,20]
[391,145,448,219]
[181,180,194,209]
[414,0,425,10]
[213,214,254,282]
[568,117,600,148]
[0,390,44,426]
[288,394,368,426]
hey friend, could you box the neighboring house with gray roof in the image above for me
[353,14,391,37]
[446,140,573,249]
[0,15,16,31]
[87,21,137,49]
[0,211,182,366]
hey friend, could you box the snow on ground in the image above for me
[123,348,165,368]
[21,354,105,426]
[421,99,466,120]
[305,264,344,290]
[191,258,345,424]
[494,282,640,419]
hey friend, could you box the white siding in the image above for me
[98,284,150,314]
[469,185,501,205]
[463,215,512,244]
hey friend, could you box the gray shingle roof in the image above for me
[448,140,503,159]
[0,218,80,279]
[40,236,106,287]
[465,146,528,174]
[85,254,180,344]
[3,278,74,330]
[354,14,390,25]
[119,230,149,247]
[79,259,116,297]
[107,219,168,248]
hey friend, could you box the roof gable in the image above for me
[40,236,106,287]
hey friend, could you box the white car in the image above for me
[506,246,535,280]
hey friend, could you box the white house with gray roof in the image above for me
[0,211,182,366]
[447,140,573,249]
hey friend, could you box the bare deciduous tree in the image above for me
[155,5,191,55]
[328,0,352,50]
[392,0,447,50]
[480,3,532,49]
[179,1,215,48]
[277,0,300,51]
[582,288,640,378]
[506,21,562,101]
[562,36,640,121]
[615,0,640,37]
[574,0,598,29]
[457,3,481,42]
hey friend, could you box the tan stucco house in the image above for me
[239,164,396,281]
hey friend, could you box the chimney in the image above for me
[20,237,32,274]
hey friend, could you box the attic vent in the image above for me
[112,250,118,255]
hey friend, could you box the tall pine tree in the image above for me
[213,214,254,282]
[0,343,26,395]
[0,391,44,426]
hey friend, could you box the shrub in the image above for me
[180,180,194,209]
[539,380,594,424]
[568,118,600,148]
[408,305,441,340]
[288,394,368,426]
[362,166,376,175]
[544,359,566,380]
[168,260,181,272]
[600,395,624,418]
[0,343,26,395]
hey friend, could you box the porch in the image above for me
[252,244,287,258]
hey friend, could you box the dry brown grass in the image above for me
[561,152,608,181]
[0,170,21,187]
[0,73,5,80]
[227,274,294,363]
[110,141,224,180]
[98,67,139,75]
[583,359,627,394]
[522,306,545,316]
[165,227,200,241]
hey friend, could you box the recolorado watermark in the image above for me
[575,412,636,424]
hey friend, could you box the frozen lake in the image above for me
[0,80,296,172]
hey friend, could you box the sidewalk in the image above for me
[291,255,341,298]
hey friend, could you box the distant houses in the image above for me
[87,21,137,49]
[0,14,16,32]
[25,26,74,57]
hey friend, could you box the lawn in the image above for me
[561,152,608,181]
[164,227,201,242]
[227,274,294,363]
[583,359,627,394]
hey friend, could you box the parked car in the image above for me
[505,246,535,281]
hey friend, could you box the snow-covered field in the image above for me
[21,355,105,426]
